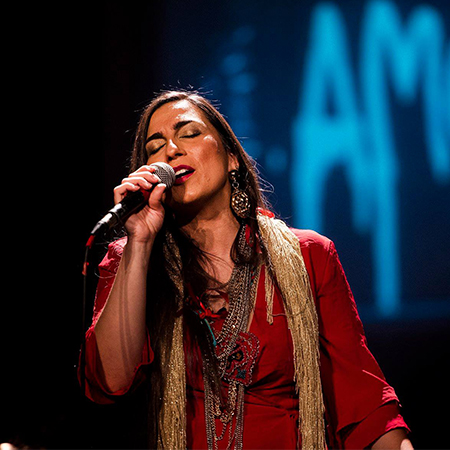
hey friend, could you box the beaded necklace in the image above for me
[192,225,261,450]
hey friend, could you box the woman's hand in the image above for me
[371,429,413,449]
[113,165,168,243]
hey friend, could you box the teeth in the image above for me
[175,168,191,177]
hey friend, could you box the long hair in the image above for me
[130,89,268,217]
[129,89,270,447]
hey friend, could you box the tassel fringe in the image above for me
[158,230,187,450]
[264,269,274,325]
[257,212,326,450]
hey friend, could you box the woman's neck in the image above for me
[179,207,240,260]
[181,210,240,311]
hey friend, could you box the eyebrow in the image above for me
[145,120,195,144]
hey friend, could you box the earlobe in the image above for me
[228,153,239,172]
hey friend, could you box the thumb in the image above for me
[148,183,167,210]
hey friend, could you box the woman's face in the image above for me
[145,100,238,215]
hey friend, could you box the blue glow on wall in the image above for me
[159,0,450,321]
[292,1,450,317]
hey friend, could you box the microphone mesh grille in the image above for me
[151,162,176,188]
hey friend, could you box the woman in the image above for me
[80,90,412,449]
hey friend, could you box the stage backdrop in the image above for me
[104,0,450,324]
[5,2,450,449]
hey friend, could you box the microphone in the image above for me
[90,162,176,236]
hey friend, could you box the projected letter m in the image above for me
[291,1,449,317]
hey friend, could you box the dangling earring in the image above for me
[229,170,251,219]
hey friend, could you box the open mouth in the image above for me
[173,165,195,185]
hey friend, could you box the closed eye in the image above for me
[147,142,165,156]
[181,131,201,138]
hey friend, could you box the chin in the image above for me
[169,188,197,206]
[168,184,232,216]
[167,191,201,213]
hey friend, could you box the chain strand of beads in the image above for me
[203,224,260,450]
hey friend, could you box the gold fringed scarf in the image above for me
[158,214,325,449]
[159,230,187,450]
[257,212,326,450]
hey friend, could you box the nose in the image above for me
[166,139,185,162]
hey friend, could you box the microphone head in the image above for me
[151,162,176,188]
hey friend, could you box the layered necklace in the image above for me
[196,225,262,450]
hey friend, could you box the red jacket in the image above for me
[79,228,409,449]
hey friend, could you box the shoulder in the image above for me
[288,228,337,293]
[289,228,333,254]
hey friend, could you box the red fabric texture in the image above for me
[79,229,409,448]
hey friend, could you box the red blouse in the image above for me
[79,228,409,449]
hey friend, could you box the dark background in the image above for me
[5,1,449,449]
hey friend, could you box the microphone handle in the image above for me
[90,187,152,236]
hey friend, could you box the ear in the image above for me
[227,152,239,172]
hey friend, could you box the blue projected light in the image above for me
[447,44,450,142]
[202,0,449,320]
[292,1,450,317]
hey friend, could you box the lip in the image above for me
[172,164,195,185]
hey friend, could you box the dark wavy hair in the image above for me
[130,89,269,217]
[128,89,270,447]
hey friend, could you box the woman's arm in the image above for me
[93,237,153,392]
[295,231,411,448]
[371,428,413,449]
[93,165,167,392]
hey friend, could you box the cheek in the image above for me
[202,135,220,155]
[146,153,161,165]
[202,136,229,168]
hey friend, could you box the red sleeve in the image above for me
[341,401,409,449]
[78,237,154,404]
[291,229,410,449]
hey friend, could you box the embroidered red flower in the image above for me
[221,332,260,387]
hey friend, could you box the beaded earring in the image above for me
[229,170,251,219]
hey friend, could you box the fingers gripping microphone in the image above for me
[90,162,176,237]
